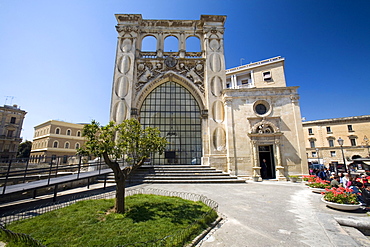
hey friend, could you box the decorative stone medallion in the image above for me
[164,56,177,68]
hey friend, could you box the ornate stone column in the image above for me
[224,99,236,175]
[179,31,186,58]
[157,32,163,58]
[251,140,261,179]
[274,139,286,180]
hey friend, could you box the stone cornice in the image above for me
[34,120,86,129]
[115,14,142,24]
[302,115,370,126]
[200,15,227,24]
[33,134,86,141]
[223,86,299,98]
[115,14,226,32]
[225,56,284,76]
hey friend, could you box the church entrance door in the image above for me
[258,145,276,179]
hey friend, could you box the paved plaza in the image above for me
[2,181,370,246]
[137,181,370,247]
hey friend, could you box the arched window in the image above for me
[66,129,71,135]
[140,81,201,165]
[53,141,58,148]
[186,36,201,52]
[55,128,60,134]
[141,35,157,52]
[65,142,70,149]
[77,131,81,137]
[75,143,80,149]
[164,36,178,52]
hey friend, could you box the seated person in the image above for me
[361,183,370,208]
[330,175,341,188]
[349,181,364,204]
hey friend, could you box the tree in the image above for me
[17,140,32,159]
[78,119,167,213]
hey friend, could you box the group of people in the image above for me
[310,167,370,208]
[328,172,370,208]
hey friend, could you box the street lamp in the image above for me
[337,137,347,173]
[315,148,320,166]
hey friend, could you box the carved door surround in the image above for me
[248,118,285,180]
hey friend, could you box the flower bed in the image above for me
[320,197,361,211]
[304,176,330,189]
[302,175,316,182]
[322,187,359,205]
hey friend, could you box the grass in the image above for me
[1,194,218,247]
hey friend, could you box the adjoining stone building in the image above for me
[30,120,86,162]
[109,14,308,180]
[0,104,27,160]
[302,115,370,167]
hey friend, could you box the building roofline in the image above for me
[225,56,284,75]
[0,104,27,114]
[302,115,370,125]
[34,120,86,129]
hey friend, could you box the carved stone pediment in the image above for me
[249,119,282,135]
[135,58,205,94]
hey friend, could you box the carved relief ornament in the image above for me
[116,25,139,33]
[135,60,205,94]
[250,119,280,134]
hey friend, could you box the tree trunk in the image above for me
[101,154,146,214]
[114,173,126,213]
[102,153,127,214]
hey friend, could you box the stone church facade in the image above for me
[110,14,308,180]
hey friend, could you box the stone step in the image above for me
[103,172,225,177]
[111,175,239,180]
[98,164,246,184]
[140,166,218,170]
[132,179,245,183]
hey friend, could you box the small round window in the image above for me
[253,100,271,116]
[255,104,267,115]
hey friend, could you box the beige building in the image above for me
[30,120,86,162]
[109,14,308,180]
[303,115,370,168]
[0,104,27,160]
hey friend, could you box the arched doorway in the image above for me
[139,81,202,165]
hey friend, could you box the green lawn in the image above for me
[2,194,218,247]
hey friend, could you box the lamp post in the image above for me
[337,137,347,173]
[315,148,320,166]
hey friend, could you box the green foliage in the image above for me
[308,182,330,189]
[78,119,167,166]
[3,195,218,247]
[17,140,32,159]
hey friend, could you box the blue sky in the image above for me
[1,0,369,141]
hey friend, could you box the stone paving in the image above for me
[136,181,370,247]
[2,181,370,246]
